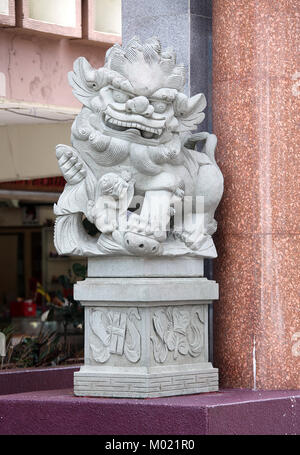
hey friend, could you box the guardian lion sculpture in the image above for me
[54,37,223,257]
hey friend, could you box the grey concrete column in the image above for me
[121,0,214,364]
[122,0,212,131]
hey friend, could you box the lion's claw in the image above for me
[56,145,86,185]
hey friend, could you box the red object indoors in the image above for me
[10,300,37,317]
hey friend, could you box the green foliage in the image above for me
[72,263,87,280]
[47,262,86,332]
[2,325,14,340]
[47,300,83,331]
[10,327,62,368]
[0,263,87,369]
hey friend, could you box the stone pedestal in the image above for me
[74,257,219,398]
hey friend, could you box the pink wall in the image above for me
[0,29,109,108]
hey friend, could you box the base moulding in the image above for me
[74,366,218,398]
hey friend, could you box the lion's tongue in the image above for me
[127,129,155,139]
[141,131,155,139]
[127,128,141,136]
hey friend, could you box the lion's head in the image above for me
[68,37,206,153]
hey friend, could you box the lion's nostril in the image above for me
[139,244,144,248]
[127,240,130,245]
[152,246,157,251]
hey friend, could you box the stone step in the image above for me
[0,387,299,435]
[0,366,79,396]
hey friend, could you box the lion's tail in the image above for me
[183,132,217,166]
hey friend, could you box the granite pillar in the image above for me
[213,0,300,389]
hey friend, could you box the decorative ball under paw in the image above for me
[124,232,161,256]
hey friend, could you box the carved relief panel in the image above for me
[86,304,207,367]
[89,307,141,364]
[151,306,206,364]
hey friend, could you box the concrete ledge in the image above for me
[88,256,204,277]
[0,388,299,434]
[0,366,80,395]
[74,278,219,302]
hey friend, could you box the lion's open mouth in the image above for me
[104,114,163,139]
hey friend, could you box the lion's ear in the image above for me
[68,57,106,107]
[174,93,207,132]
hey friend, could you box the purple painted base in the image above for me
[0,366,79,395]
[0,388,299,435]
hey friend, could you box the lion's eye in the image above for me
[112,90,130,103]
[87,81,99,90]
[152,101,167,113]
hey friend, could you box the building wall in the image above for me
[0,29,108,107]
[0,205,54,227]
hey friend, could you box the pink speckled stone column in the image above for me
[212,0,300,389]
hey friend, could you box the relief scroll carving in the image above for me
[151,307,205,363]
[54,37,224,259]
[90,308,141,363]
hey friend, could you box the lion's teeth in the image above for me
[105,114,163,137]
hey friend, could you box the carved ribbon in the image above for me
[90,308,141,363]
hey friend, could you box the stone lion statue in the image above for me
[54,37,223,257]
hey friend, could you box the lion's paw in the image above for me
[175,229,207,251]
[56,145,86,185]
